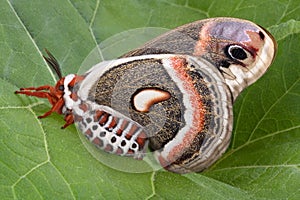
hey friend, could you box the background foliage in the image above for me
[0,0,299,199]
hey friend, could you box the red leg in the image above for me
[38,97,65,119]
[19,85,52,91]
[38,109,54,119]
[15,90,58,106]
[62,114,74,129]
[15,90,52,99]
[15,84,71,128]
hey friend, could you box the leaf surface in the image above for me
[0,0,299,199]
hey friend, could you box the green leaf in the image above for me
[1,0,299,199]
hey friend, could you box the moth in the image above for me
[15,17,277,173]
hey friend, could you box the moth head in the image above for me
[15,49,85,128]
[53,78,65,97]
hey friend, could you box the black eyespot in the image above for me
[111,136,116,143]
[121,140,126,146]
[226,45,248,60]
[86,118,92,124]
[259,31,265,40]
[99,131,106,137]
[58,85,64,91]
[132,143,137,149]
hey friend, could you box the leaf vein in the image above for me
[6,0,56,82]
[214,124,300,168]
[248,78,300,141]
[212,163,299,172]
